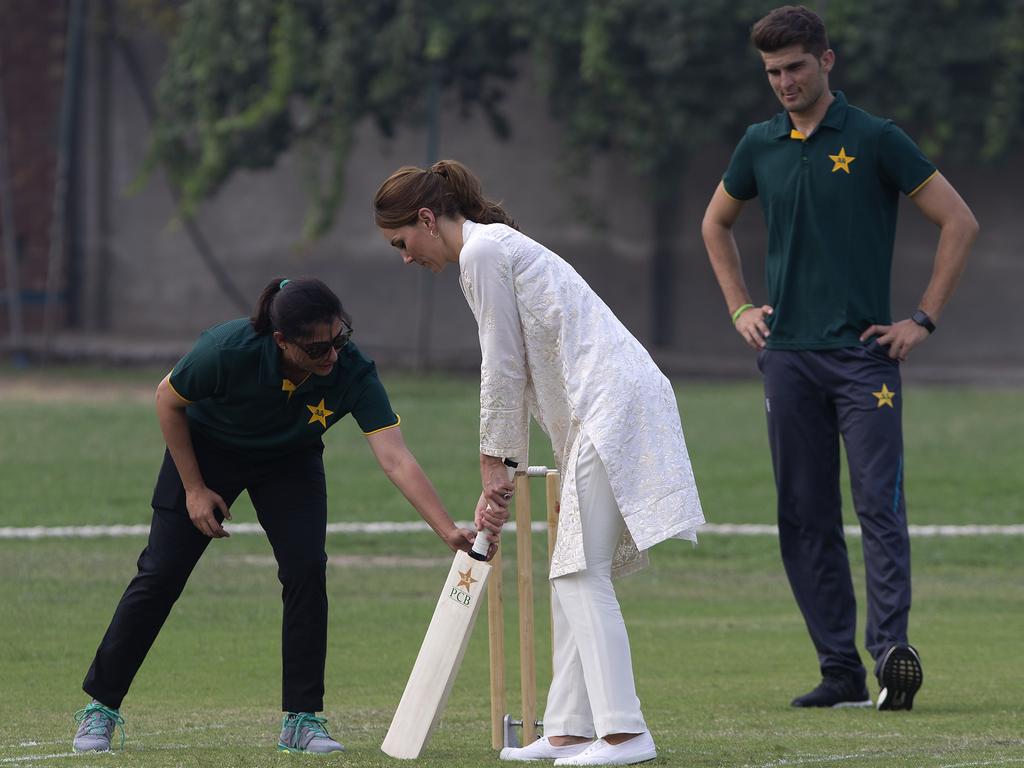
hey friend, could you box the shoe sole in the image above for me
[499,749,545,762]
[791,691,873,708]
[555,752,657,766]
[626,750,658,765]
[278,745,344,754]
[877,645,923,711]
[555,745,657,766]
[501,742,594,761]
[832,699,873,709]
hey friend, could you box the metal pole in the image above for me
[42,0,86,361]
[0,36,25,362]
[81,0,113,332]
[414,63,441,371]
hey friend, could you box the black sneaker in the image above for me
[876,644,923,711]
[791,676,872,708]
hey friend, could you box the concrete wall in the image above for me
[67,18,1024,384]
[0,1,66,332]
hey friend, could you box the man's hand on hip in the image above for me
[860,320,930,362]
[735,304,774,350]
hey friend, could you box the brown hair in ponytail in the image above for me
[250,277,350,338]
[373,159,517,231]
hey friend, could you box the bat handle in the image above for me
[469,528,493,561]
[469,458,519,562]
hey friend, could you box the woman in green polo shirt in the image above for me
[71,277,494,755]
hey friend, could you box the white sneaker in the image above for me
[553,731,657,766]
[500,736,594,761]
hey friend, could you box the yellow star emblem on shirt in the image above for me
[872,383,896,408]
[306,398,334,428]
[456,568,478,590]
[829,147,856,173]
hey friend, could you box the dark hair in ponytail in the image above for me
[250,277,350,338]
[373,159,517,231]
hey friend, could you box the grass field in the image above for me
[1,366,1022,767]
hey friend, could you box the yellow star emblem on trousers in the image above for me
[456,568,478,590]
[829,147,856,173]
[872,383,896,408]
[307,398,334,428]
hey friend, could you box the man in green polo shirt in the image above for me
[702,6,978,711]
[71,277,502,754]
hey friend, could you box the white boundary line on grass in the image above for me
[0,754,79,764]
[748,757,1024,768]
[2,724,232,762]
[15,723,227,749]
[749,755,865,768]
[1,522,1022,540]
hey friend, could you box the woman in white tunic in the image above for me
[374,160,704,766]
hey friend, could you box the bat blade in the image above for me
[380,550,492,759]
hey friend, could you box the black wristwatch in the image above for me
[911,309,936,334]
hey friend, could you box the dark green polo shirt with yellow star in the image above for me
[722,91,937,349]
[167,318,399,456]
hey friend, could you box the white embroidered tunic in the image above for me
[458,220,705,578]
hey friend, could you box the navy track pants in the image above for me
[759,340,911,682]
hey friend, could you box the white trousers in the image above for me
[543,435,647,738]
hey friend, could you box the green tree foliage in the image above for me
[532,0,770,188]
[530,0,772,344]
[826,0,1024,161]
[533,0,1024,180]
[146,0,528,238]
[144,0,1024,263]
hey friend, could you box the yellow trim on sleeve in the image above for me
[363,413,401,436]
[908,169,938,198]
[721,184,743,202]
[165,375,193,405]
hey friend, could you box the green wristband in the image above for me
[731,303,755,324]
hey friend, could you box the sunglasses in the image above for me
[290,324,353,359]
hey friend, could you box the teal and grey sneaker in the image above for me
[277,712,344,754]
[72,701,125,752]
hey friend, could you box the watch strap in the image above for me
[911,309,936,333]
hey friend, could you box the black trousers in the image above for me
[759,342,910,683]
[83,430,329,712]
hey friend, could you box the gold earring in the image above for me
[430,229,440,239]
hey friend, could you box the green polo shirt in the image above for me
[168,318,399,456]
[722,91,937,349]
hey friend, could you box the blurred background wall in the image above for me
[2,0,1022,384]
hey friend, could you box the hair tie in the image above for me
[279,279,290,289]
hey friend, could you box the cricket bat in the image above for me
[380,550,491,759]
[380,459,518,759]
